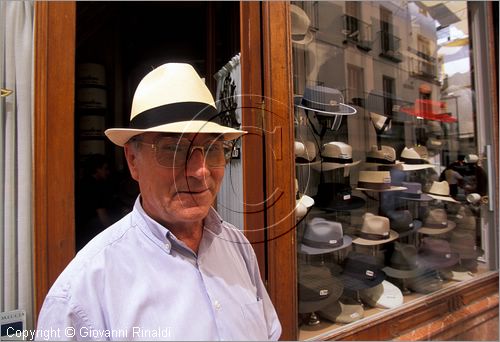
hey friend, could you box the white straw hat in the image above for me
[105,63,245,146]
[398,147,435,171]
[314,141,361,171]
[356,170,407,192]
[426,180,459,203]
[290,5,314,45]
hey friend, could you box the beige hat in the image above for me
[365,145,402,167]
[418,209,456,235]
[352,213,399,246]
[290,5,314,45]
[314,141,361,171]
[426,180,459,203]
[398,147,435,171]
[105,63,245,146]
[359,280,404,309]
[369,112,391,132]
[356,170,407,192]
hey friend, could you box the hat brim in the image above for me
[292,30,314,45]
[398,163,436,171]
[427,193,460,203]
[315,195,366,212]
[318,298,364,324]
[363,160,404,168]
[417,252,460,269]
[359,280,404,309]
[295,159,322,166]
[312,160,361,171]
[383,265,427,279]
[418,220,456,235]
[352,229,399,246]
[298,278,344,313]
[355,185,407,192]
[340,271,386,291]
[295,102,357,116]
[398,193,434,202]
[299,235,352,255]
[105,121,246,146]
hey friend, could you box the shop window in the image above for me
[291,1,497,339]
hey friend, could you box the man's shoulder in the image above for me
[46,213,137,298]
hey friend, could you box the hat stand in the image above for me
[400,279,412,295]
[307,312,321,326]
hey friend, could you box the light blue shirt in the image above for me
[36,198,281,341]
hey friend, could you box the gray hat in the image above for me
[398,182,433,201]
[383,242,427,279]
[318,297,364,324]
[298,263,344,313]
[295,85,357,116]
[299,218,352,254]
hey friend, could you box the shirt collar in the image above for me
[133,196,224,248]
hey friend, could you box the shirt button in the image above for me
[214,300,221,311]
[165,243,171,250]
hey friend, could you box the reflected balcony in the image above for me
[342,15,373,52]
[378,31,403,62]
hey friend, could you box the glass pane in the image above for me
[291,1,496,338]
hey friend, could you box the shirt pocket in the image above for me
[240,299,268,340]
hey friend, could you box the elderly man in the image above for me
[36,63,281,340]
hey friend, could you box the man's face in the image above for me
[124,132,226,227]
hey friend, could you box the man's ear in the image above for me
[124,143,140,181]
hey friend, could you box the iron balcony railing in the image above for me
[342,14,373,51]
[378,30,403,62]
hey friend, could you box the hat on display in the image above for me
[426,137,444,151]
[318,297,364,324]
[299,217,352,254]
[426,180,460,203]
[398,147,435,171]
[295,140,321,165]
[406,269,443,294]
[440,265,474,282]
[290,5,314,45]
[385,209,422,237]
[449,231,480,259]
[315,142,361,171]
[295,85,357,116]
[359,280,404,309]
[398,182,433,201]
[383,242,426,279]
[369,112,392,133]
[412,145,430,160]
[339,252,386,291]
[105,63,245,146]
[465,154,479,164]
[418,208,456,235]
[298,263,344,313]
[356,170,407,192]
[295,194,315,221]
[352,213,399,246]
[417,237,460,269]
[365,145,401,166]
[314,182,366,211]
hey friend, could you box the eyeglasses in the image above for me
[135,135,233,168]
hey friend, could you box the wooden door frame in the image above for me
[34,1,76,317]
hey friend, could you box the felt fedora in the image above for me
[314,141,361,171]
[299,217,352,254]
[385,209,422,237]
[295,85,357,116]
[398,182,433,201]
[298,263,344,313]
[339,252,386,291]
[105,63,245,146]
[398,147,435,171]
[426,181,460,203]
[417,237,460,269]
[383,242,426,279]
[318,297,364,324]
[418,208,456,235]
[356,171,407,192]
[352,213,399,246]
[314,182,366,211]
[364,145,402,166]
[449,231,480,259]
[406,269,443,294]
[359,280,404,309]
[290,5,314,45]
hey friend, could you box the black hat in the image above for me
[385,209,422,237]
[417,237,460,269]
[339,252,386,291]
[314,182,365,211]
[383,242,426,279]
[298,263,344,313]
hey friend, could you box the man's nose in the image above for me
[185,147,210,177]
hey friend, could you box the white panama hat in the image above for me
[290,5,314,45]
[105,63,246,146]
[398,147,435,171]
[426,180,460,203]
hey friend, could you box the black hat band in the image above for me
[302,237,344,249]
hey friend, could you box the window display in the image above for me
[291,1,496,339]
